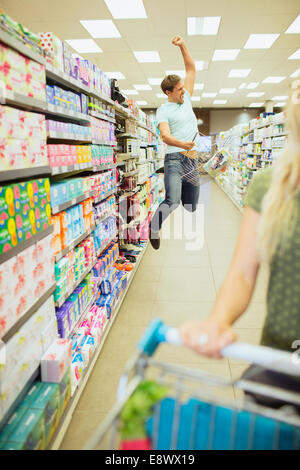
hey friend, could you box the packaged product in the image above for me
[40,338,72,383]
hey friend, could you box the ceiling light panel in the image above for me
[104,0,147,19]
[214,100,227,104]
[274,102,286,107]
[134,84,152,90]
[202,92,217,97]
[219,88,236,94]
[228,69,251,78]
[246,82,259,89]
[122,89,139,95]
[263,76,286,83]
[212,49,240,61]
[195,61,208,71]
[148,78,163,85]
[289,49,300,60]
[105,72,126,79]
[285,14,300,34]
[290,69,300,78]
[247,92,265,97]
[244,34,279,49]
[271,96,288,100]
[191,96,201,101]
[249,102,264,107]
[65,39,102,53]
[80,20,121,38]
[239,83,247,89]
[134,51,160,62]
[194,84,204,90]
[165,70,185,78]
[156,93,167,98]
[187,16,221,35]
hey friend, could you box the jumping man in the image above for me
[149,35,200,250]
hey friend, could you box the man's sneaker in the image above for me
[149,230,160,250]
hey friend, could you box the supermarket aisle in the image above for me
[59,177,268,450]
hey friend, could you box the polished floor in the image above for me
[59,176,269,450]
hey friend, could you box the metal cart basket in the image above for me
[84,319,300,450]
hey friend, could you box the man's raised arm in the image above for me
[172,36,196,96]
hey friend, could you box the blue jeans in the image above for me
[151,152,200,234]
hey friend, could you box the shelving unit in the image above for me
[51,190,94,215]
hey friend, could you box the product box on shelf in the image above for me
[39,32,64,71]
[0,184,17,254]
[58,369,71,418]
[5,407,46,450]
[41,338,72,383]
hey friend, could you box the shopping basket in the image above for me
[83,319,300,450]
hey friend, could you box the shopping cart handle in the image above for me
[137,319,300,377]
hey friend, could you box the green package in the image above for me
[8,408,46,450]
[29,382,60,447]
[0,185,17,254]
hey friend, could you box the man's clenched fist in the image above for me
[172,36,184,47]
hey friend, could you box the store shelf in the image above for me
[96,232,117,257]
[0,166,51,183]
[54,258,98,309]
[0,28,45,65]
[123,170,138,177]
[55,226,96,262]
[93,164,116,173]
[90,111,116,124]
[214,178,243,213]
[91,139,116,147]
[51,190,94,215]
[93,188,116,205]
[51,163,93,176]
[48,242,148,450]
[0,89,47,112]
[0,225,53,265]
[136,159,155,165]
[46,104,90,123]
[68,294,98,339]
[117,133,139,139]
[1,283,57,344]
[47,131,92,143]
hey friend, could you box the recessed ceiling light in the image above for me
[148,78,163,85]
[246,82,259,89]
[136,100,147,105]
[239,83,247,89]
[105,72,126,80]
[228,69,251,78]
[249,102,264,107]
[247,92,265,97]
[187,16,221,35]
[165,70,185,78]
[80,20,121,38]
[191,96,201,101]
[271,95,288,100]
[290,69,300,78]
[65,39,102,53]
[263,76,286,83]
[285,14,300,34]
[134,84,152,90]
[219,88,236,94]
[244,34,279,49]
[274,102,286,107]
[202,92,217,97]
[194,83,204,90]
[122,89,139,95]
[214,100,227,104]
[156,93,167,98]
[134,51,160,62]
[104,0,147,19]
[288,49,300,60]
[195,61,209,71]
[212,49,240,61]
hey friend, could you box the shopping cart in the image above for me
[83,319,300,450]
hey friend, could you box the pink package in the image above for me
[41,338,72,383]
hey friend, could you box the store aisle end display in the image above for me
[0,11,165,450]
[214,111,287,211]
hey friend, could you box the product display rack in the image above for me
[0,16,164,449]
[214,111,287,211]
[48,242,149,450]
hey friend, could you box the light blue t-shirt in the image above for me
[156,89,198,154]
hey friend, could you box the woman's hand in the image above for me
[180,319,237,358]
[172,36,185,47]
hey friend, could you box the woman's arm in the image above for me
[180,206,261,358]
[159,122,195,151]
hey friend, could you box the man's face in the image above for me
[167,80,185,104]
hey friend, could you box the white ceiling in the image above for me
[0,0,299,109]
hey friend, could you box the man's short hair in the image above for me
[161,75,181,95]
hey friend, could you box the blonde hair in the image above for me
[258,81,300,262]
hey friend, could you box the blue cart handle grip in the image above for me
[137,319,300,377]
